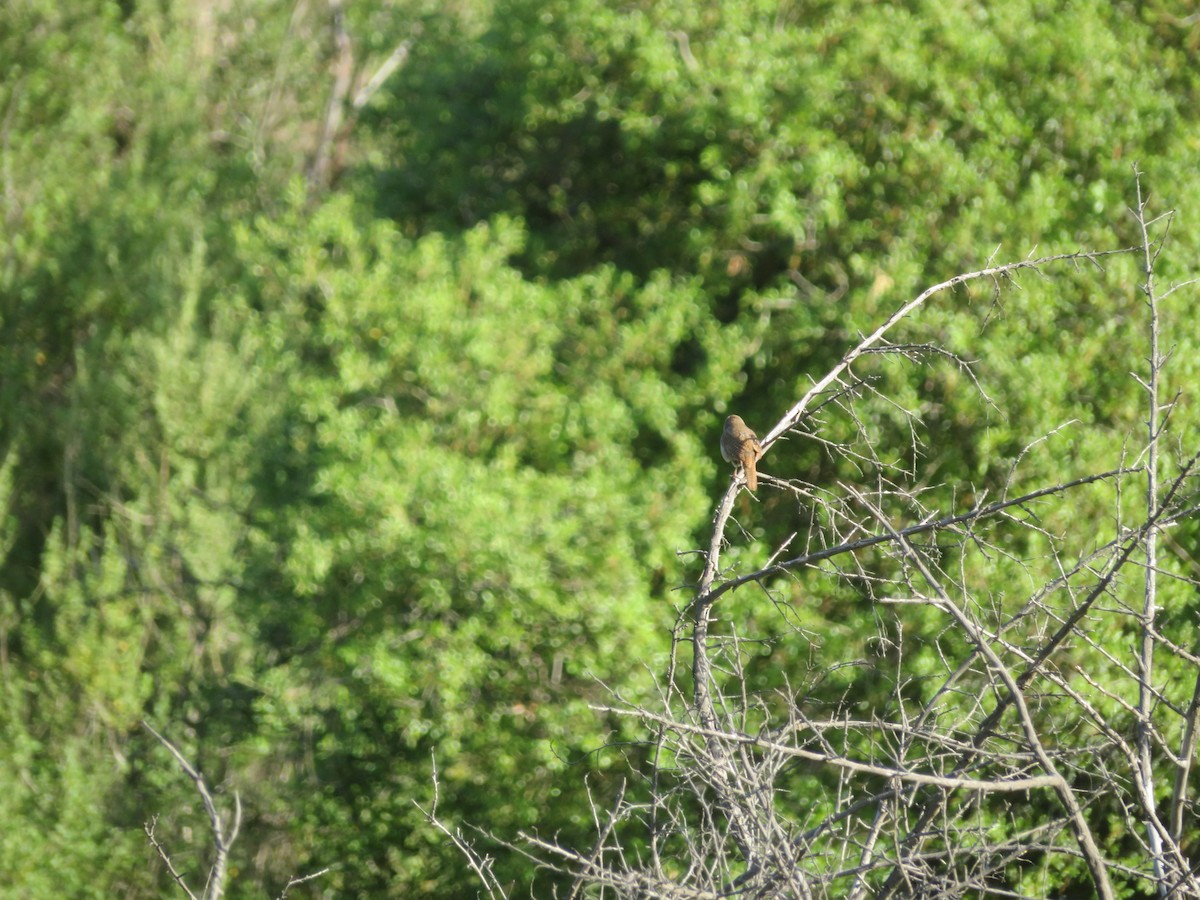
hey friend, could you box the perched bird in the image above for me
[721,415,763,491]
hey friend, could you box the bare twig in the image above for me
[307,0,355,193]
[352,39,413,109]
[144,815,198,900]
[276,867,332,900]
[1131,166,1169,895]
[142,721,241,900]
[413,756,508,899]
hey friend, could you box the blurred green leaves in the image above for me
[1,0,1199,895]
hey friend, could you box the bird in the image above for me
[721,415,763,491]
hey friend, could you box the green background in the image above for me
[2,0,1198,895]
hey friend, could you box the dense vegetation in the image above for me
[2,0,1198,896]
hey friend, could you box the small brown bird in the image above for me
[721,415,763,491]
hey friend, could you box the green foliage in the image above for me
[1,0,1199,896]
[226,192,733,892]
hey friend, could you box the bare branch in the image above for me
[142,721,241,900]
[594,705,1060,793]
[479,186,1200,899]
[276,867,332,900]
[144,815,198,900]
[696,466,1137,609]
[853,491,1114,899]
[761,248,1135,449]
[352,40,414,110]
[413,756,508,899]
[307,0,355,193]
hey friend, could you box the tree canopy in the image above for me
[2,0,1199,896]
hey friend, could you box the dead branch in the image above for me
[470,186,1200,898]
[142,721,241,900]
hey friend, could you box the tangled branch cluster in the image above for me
[449,181,1200,898]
